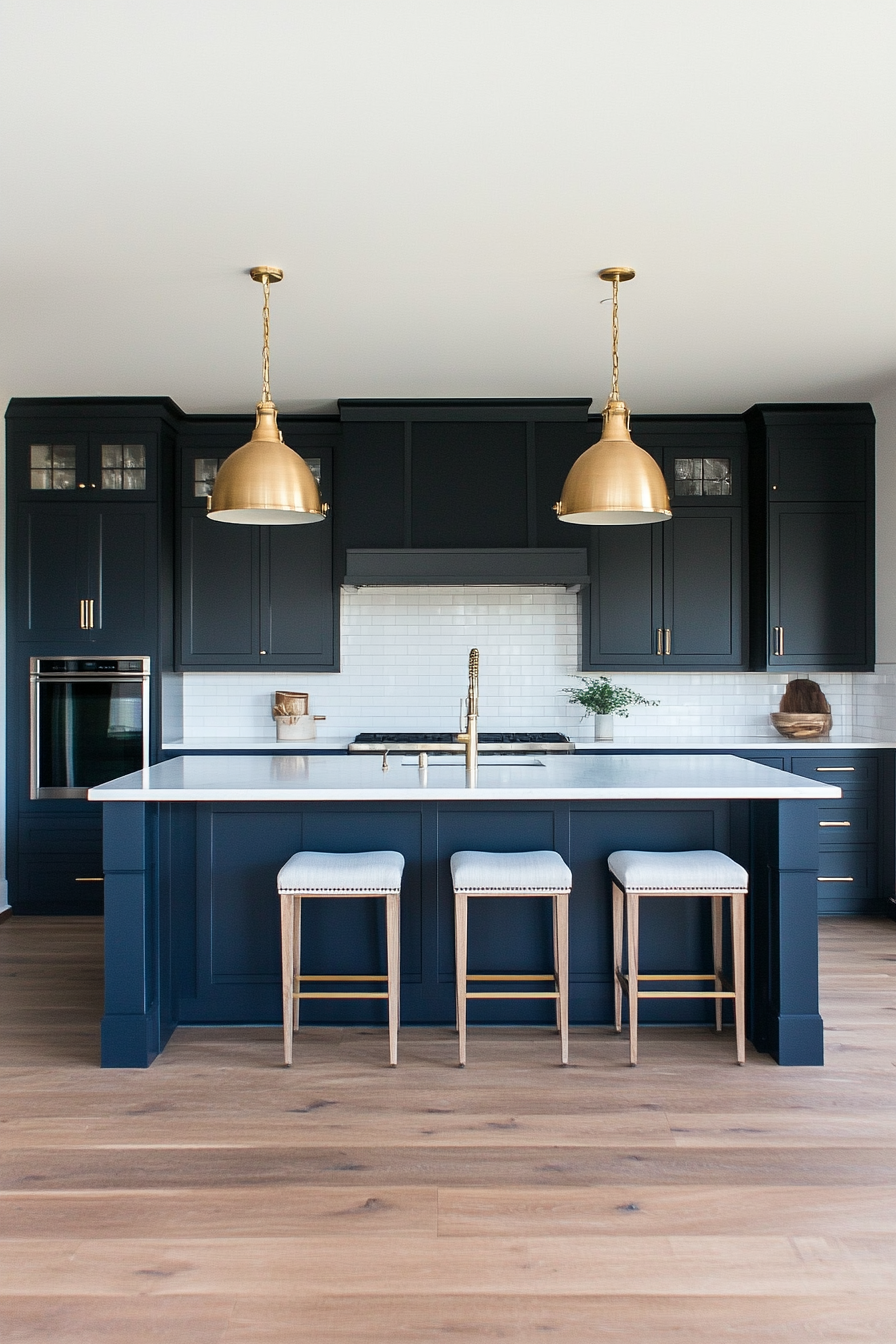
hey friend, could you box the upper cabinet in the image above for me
[336,400,592,560]
[582,417,748,670]
[177,418,338,670]
[747,404,875,671]
[6,399,177,652]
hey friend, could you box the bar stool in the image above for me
[450,849,573,1067]
[277,850,405,1067]
[609,849,748,1065]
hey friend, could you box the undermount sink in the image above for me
[401,758,546,767]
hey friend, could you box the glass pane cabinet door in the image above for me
[100,443,147,491]
[89,435,155,497]
[29,443,79,491]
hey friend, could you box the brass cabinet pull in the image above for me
[817,767,855,773]
[772,625,784,655]
[79,599,88,630]
[87,598,94,629]
[656,627,663,656]
[664,627,671,656]
[819,820,851,827]
[817,876,854,882]
[75,877,104,882]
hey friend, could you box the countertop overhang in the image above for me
[89,753,842,803]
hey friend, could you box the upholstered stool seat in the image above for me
[608,849,749,1065]
[277,850,405,1067]
[450,849,573,1066]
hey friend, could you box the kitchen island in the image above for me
[90,753,840,1068]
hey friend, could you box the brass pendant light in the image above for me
[554,266,671,526]
[207,266,328,525]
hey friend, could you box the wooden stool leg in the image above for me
[386,891,400,1067]
[612,881,624,1033]
[712,894,723,1033]
[626,890,639,1066]
[454,890,468,1067]
[732,891,746,1065]
[280,891,294,1067]
[552,892,561,1032]
[293,896,302,1032]
[555,891,570,1066]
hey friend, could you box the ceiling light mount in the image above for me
[553,265,671,527]
[249,266,284,284]
[207,265,328,525]
[597,265,635,284]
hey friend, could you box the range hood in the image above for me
[343,548,590,590]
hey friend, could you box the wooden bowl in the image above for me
[770,712,832,739]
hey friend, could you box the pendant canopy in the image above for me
[207,267,328,525]
[554,267,671,526]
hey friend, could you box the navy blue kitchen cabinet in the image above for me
[582,417,748,670]
[177,418,338,670]
[747,404,875,671]
[16,501,158,649]
[337,399,592,557]
[5,398,178,913]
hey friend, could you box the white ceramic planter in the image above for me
[593,713,614,741]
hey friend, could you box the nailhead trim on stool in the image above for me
[277,850,405,1068]
[450,849,572,1068]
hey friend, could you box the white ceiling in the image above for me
[2,0,896,416]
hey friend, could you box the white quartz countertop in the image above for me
[574,734,896,751]
[89,753,842,802]
[161,737,353,753]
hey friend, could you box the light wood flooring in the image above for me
[1,915,895,1341]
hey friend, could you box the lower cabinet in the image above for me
[745,750,891,917]
[14,812,104,914]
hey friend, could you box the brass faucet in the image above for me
[456,648,479,785]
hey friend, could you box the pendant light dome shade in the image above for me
[207,401,327,524]
[555,265,671,526]
[207,265,328,525]
[554,399,671,525]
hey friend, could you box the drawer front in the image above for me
[790,755,878,792]
[816,848,877,915]
[816,802,877,846]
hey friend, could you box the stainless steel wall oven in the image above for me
[30,657,150,799]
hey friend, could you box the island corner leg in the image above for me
[752,798,825,1067]
[100,801,162,1068]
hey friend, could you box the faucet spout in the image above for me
[456,648,480,785]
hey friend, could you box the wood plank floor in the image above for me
[1,916,895,1341]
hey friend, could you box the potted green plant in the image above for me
[563,676,659,741]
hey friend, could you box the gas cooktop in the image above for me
[348,732,574,754]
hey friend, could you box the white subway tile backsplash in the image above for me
[176,586,895,743]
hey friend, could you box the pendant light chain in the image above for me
[610,276,620,401]
[261,273,272,403]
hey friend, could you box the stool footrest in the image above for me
[294,991,389,999]
[636,990,735,999]
[466,973,556,982]
[295,974,388,982]
[465,991,559,999]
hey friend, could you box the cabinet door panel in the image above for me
[410,421,528,548]
[768,504,867,668]
[16,503,90,642]
[585,525,662,668]
[663,510,743,665]
[263,523,336,666]
[93,505,157,649]
[179,512,259,665]
[768,427,869,501]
